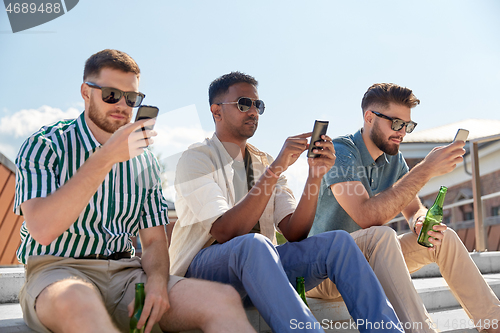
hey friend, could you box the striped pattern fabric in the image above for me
[14,112,168,264]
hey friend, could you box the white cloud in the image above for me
[0,142,17,162]
[0,106,80,138]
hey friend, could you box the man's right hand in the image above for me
[101,118,157,164]
[420,141,466,178]
[270,132,311,176]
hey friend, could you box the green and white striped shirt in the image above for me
[14,112,168,264]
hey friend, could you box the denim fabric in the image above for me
[186,231,403,333]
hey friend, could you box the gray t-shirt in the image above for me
[309,129,409,235]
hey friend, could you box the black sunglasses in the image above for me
[217,97,265,115]
[85,82,145,107]
[370,110,417,133]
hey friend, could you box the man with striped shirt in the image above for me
[14,49,255,333]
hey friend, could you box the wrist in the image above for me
[412,162,433,183]
[93,145,118,169]
[268,163,285,177]
[266,166,280,179]
[412,215,426,234]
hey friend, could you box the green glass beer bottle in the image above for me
[296,277,309,308]
[130,283,145,333]
[417,186,448,248]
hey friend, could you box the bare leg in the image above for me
[159,279,256,333]
[36,278,120,333]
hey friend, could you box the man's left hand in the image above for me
[414,221,448,251]
[128,276,170,333]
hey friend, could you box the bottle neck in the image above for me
[434,187,447,208]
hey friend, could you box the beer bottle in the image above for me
[130,283,146,333]
[417,186,447,248]
[296,277,309,308]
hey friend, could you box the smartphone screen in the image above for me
[307,120,329,158]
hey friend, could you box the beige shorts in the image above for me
[19,255,183,333]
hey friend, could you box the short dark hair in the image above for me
[83,49,140,81]
[361,83,420,114]
[208,71,258,106]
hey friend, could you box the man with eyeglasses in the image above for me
[14,49,256,333]
[169,72,405,333]
[308,83,500,333]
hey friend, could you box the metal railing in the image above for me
[470,133,500,251]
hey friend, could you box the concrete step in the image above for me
[0,302,483,333]
[413,273,500,312]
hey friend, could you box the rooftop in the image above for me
[403,119,500,143]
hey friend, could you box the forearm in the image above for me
[361,163,431,226]
[23,148,115,245]
[210,166,280,243]
[141,235,170,285]
[280,175,322,241]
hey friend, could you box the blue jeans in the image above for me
[186,231,403,333]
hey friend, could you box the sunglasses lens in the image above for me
[237,98,252,112]
[101,88,122,104]
[125,92,143,107]
[392,119,405,132]
[406,122,416,133]
[255,100,265,115]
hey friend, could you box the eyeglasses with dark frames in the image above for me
[370,110,417,133]
[217,97,265,115]
[85,82,145,107]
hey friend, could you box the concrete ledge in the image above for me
[0,266,24,304]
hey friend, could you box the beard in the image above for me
[370,120,402,156]
[88,97,130,133]
[227,116,258,139]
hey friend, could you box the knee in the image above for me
[370,225,398,243]
[38,279,99,315]
[234,233,275,254]
[202,283,244,318]
[442,227,461,245]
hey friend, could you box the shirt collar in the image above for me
[76,111,102,152]
[353,129,389,167]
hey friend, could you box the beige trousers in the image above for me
[306,226,500,333]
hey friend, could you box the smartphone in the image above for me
[453,128,469,142]
[135,105,159,130]
[307,120,329,158]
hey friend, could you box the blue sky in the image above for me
[1,0,499,199]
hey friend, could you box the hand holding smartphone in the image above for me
[307,120,329,158]
[134,105,158,147]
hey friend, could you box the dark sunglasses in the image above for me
[85,82,145,107]
[217,97,265,115]
[370,110,417,133]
